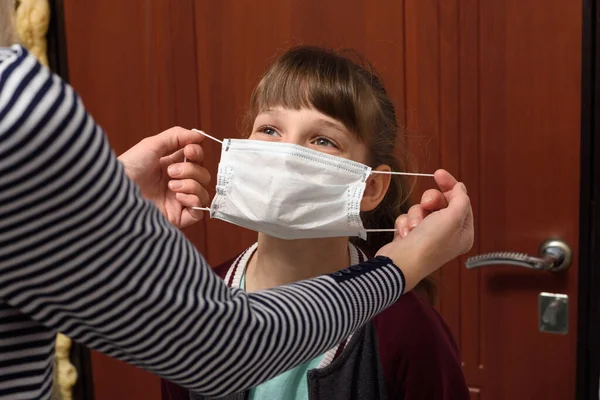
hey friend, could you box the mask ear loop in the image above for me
[191,129,224,144]
[371,170,448,207]
[183,129,224,163]
[364,170,445,233]
[184,129,223,212]
[370,171,434,178]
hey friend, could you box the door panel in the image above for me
[63,1,202,399]
[474,0,580,397]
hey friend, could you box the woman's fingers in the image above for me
[183,143,204,163]
[175,193,205,225]
[433,169,459,193]
[395,214,410,238]
[167,162,211,185]
[168,179,210,206]
[407,204,425,229]
[420,189,447,212]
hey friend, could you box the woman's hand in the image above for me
[376,170,474,291]
[395,170,459,238]
[118,127,211,228]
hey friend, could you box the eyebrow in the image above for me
[259,109,347,133]
[262,109,281,115]
[314,118,347,134]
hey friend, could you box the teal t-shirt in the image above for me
[240,272,325,400]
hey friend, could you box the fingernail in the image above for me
[459,183,467,193]
[169,181,183,189]
[168,165,182,177]
[402,228,410,238]
[422,195,433,204]
[408,216,420,228]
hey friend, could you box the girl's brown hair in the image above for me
[245,46,436,303]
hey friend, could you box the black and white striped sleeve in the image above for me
[0,45,405,399]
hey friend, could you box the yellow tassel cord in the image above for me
[15,0,50,66]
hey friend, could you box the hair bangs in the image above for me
[249,47,368,136]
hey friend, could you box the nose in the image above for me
[280,131,305,146]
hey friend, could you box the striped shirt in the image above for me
[0,45,405,400]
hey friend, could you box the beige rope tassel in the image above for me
[15,0,50,66]
[54,333,78,400]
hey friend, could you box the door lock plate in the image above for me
[538,292,568,334]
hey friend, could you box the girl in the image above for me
[162,46,469,399]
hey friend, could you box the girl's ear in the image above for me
[361,165,391,211]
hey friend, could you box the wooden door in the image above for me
[461,1,580,398]
[455,0,581,397]
[63,0,582,398]
[194,1,582,398]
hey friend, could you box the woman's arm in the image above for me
[0,46,405,398]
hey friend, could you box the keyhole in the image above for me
[542,299,561,325]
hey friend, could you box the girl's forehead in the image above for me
[257,106,343,124]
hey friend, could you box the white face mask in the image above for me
[192,130,433,240]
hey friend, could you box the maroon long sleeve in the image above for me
[373,292,470,399]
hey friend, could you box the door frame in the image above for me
[47,3,96,399]
[46,1,599,399]
[577,1,600,399]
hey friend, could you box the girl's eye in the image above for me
[312,137,338,148]
[258,126,280,137]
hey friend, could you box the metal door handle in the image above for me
[465,239,572,272]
